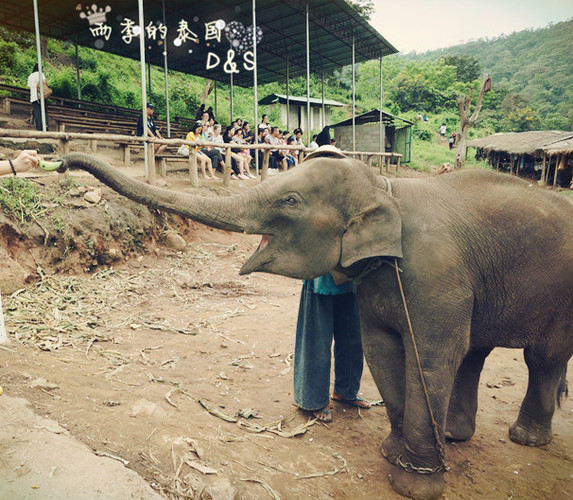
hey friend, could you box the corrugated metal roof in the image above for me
[331,109,414,128]
[0,0,397,87]
[258,93,345,107]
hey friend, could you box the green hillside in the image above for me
[0,17,571,138]
[401,19,573,131]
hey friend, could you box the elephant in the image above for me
[58,150,572,500]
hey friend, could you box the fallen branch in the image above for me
[239,478,281,500]
[296,453,349,479]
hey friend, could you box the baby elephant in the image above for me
[60,151,572,500]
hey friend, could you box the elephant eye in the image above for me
[277,194,299,208]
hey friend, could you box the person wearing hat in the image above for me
[136,103,167,156]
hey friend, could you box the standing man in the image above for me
[294,272,371,422]
[27,64,49,131]
[137,103,167,156]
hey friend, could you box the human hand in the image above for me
[13,150,39,172]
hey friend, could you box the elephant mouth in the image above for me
[239,234,274,275]
[258,234,270,252]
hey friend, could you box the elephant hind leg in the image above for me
[446,347,493,441]
[510,347,571,447]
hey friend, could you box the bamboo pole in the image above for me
[552,154,560,186]
[540,153,546,184]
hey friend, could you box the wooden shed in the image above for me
[468,131,573,187]
[330,109,413,162]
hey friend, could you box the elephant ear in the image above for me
[340,195,403,268]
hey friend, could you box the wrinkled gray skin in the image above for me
[60,152,573,500]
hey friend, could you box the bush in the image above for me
[49,68,78,99]
[0,41,18,74]
[415,129,433,141]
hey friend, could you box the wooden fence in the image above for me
[0,128,402,187]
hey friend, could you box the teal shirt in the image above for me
[308,272,354,295]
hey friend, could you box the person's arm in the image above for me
[0,150,38,176]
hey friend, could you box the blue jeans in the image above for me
[293,280,364,410]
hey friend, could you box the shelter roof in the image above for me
[331,109,414,128]
[0,0,397,87]
[258,93,345,107]
[468,131,573,156]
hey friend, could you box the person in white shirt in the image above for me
[27,64,49,131]
[309,134,319,149]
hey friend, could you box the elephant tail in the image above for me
[557,367,568,408]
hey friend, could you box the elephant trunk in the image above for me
[60,152,261,234]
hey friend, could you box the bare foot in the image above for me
[312,405,332,422]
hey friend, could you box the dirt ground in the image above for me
[0,150,572,500]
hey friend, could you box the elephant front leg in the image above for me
[446,347,493,441]
[360,320,406,465]
[389,322,471,500]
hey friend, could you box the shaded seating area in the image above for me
[469,131,573,187]
[0,83,191,137]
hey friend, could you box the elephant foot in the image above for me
[509,421,552,447]
[381,432,404,465]
[388,464,445,500]
[445,417,475,441]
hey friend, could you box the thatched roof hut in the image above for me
[468,131,573,156]
[468,131,573,186]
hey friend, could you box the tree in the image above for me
[345,0,374,20]
[200,79,215,105]
[441,55,481,83]
[455,76,491,168]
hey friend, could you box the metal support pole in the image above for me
[214,81,217,119]
[147,60,151,99]
[162,0,171,137]
[137,0,149,177]
[32,0,47,132]
[75,38,81,101]
[306,4,311,147]
[321,71,325,129]
[352,36,356,152]
[230,72,234,121]
[379,56,383,153]
[286,56,290,131]
[252,0,259,175]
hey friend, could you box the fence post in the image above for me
[189,149,198,187]
[147,143,156,184]
[223,146,232,187]
[261,149,270,181]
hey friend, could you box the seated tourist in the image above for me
[136,103,167,156]
[223,125,251,180]
[185,122,216,180]
[266,126,288,172]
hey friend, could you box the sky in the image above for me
[369,0,573,54]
